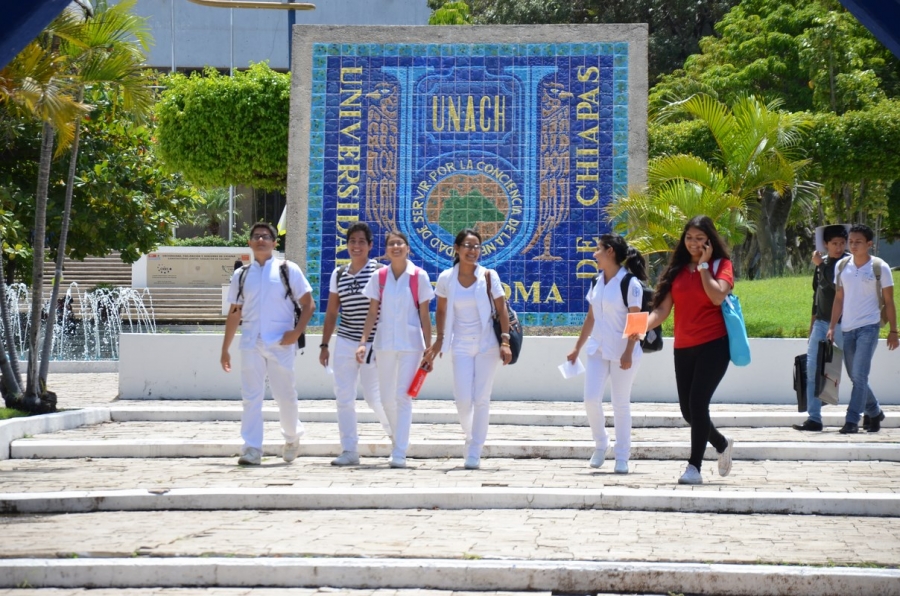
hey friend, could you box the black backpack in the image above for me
[591,273,663,353]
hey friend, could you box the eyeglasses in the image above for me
[386,240,407,247]
[251,234,274,241]
[461,243,481,251]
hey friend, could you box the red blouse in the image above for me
[671,259,734,349]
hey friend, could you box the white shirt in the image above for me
[435,264,506,351]
[227,257,312,350]
[452,281,482,340]
[585,267,643,362]
[362,260,434,351]
[835,256,893,332]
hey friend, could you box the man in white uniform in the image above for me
[221,222,315,465]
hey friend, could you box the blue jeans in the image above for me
[806,320,842,424]
[842,324,882,425]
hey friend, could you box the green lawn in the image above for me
[730,271,900,338]
[0,408,28,421]
[655,271,900,338]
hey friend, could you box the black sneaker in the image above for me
[868,412,885,433]
[839,422,859,434]
[792,419,823,431]
[863,414,871,430]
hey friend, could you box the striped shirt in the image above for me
[329,259,380,342]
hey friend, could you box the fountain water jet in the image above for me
[2,283,156,361]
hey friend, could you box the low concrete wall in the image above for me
[119,334,900,404]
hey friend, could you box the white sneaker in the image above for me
[282,441,300,463]
[718,437,734,477]
[614,459,629,474]
[331,451,360,466]
[678,463,702,485]
[464,456,480,470]
[388,454,407,468]
[237,447,262,466]
[589,447,608,468]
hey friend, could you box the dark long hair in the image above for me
[452,228,482,265]
[600,234,647,281]
[651,215,730,310]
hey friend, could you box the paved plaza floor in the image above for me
[1,373,898,594]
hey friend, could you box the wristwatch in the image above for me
[698,262,710,271]
[319,343,329,349]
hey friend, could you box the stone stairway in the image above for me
[41,254,226,324]
[1,375,898,595]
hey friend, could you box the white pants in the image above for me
[583,349,639,461]
[240,338,303,450]
[376,349,422,459]
[451,338,501,459]
[332,336,391,451]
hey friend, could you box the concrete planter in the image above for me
[119,333,899,404]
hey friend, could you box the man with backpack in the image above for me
[221,222,315,465]
[827,224,898,434]
[793,224,849,432]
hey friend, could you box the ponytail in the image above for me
[624,246,648,282]
[599,234,647,281]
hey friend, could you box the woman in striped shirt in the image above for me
[320,222,392,466]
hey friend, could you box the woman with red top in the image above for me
[642,215,736,485]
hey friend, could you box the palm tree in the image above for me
[191,188,241,237]
[39,0,153,386]
[608,94,811,277]
[0,15,88,410]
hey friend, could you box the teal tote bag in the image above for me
[722,293,751,366]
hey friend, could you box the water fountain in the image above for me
[2,283,156,361]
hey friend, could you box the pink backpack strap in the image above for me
[378,266,389,302]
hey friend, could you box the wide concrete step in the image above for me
[3,486,898,517]
[4,455,897,495]
[0,513,897,585]
[0,586,548,596]
[15,418,900,443]
[107,405,900,428]
[11,438,899,461]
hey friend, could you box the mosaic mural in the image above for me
[306,42,632,326]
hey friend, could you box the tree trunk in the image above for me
[755,188,793,278]
[24,121,54,408]
[39,88,84,385]
[0,238,23,408]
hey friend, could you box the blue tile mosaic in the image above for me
[306,42,634,326]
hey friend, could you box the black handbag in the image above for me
[486,272,523,364]
[793,354,807,412]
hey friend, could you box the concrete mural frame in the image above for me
[285,25,649,325]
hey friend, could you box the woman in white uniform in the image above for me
[425,229,513,470]
[567,234,647,474]
[356,231,434,469]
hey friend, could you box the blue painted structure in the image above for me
[307,42,631,326]
[840,0,900,59]
[0,0,72,70]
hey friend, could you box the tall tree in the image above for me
[155,63,291,191]
[609,94,811,278]
[0,10,88,410]
[428,0,740,83]
[650,0,900,114]
[39,0,154,386]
